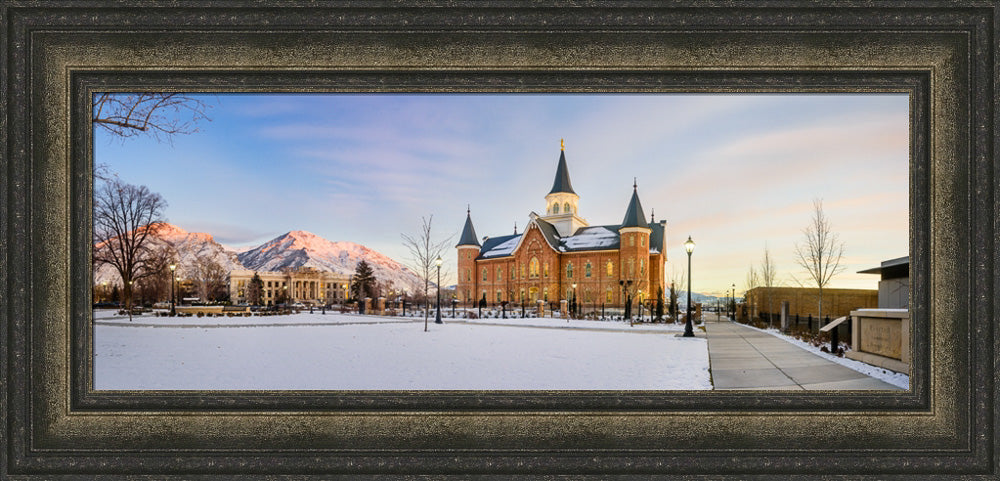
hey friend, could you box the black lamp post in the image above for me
[168,263,176,315]
[638,289,643,322]
[571,283,577,321]
[731,283,736,321]
[434,255,443,324]
[683,235,696,337]
[619,279,632,323]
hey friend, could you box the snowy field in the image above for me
[94,310,711,390]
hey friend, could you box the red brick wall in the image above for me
[463,222,667,308]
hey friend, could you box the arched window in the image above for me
[641,236,645,247]
[627,259,635,278]
[497,267,503,280]
[640,259,646,274]
[585,261,592,278]
[566,262,574,278]
[543,262,549,277]
[553,203,560,214]
[606,260,614,277]
[482,267,488,282]
[630,236,635,247]
[521,264,526,278]
[465,268,471,282]
[496,290,503,302]
[606,288,614,303]
[564,202,571,213]
[543,287,549,301]
[529,257,540,278]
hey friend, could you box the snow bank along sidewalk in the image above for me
[704,320,905,390]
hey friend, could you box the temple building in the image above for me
[456,140,666,309]
[229,267,350,306]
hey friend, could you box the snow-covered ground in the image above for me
[738,321,910,389]
[93,310,710,390]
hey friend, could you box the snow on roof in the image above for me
[560,226,619,251]
[480,235,521,258]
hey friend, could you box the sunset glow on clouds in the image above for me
[95,93,909,295]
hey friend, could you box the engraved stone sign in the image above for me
[859,317,902,360]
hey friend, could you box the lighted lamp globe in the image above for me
[435,256,443,267]
[684,236,695,254]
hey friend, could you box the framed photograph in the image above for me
[2,2,997,478]
[90,91,910,393]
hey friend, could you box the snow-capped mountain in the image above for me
[95,225,426,293]
[93,223,243,285]
[237,230,425,293]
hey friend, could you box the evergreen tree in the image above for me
[246,272,264,306]
[656,286,664,321]
[351,260,377,300]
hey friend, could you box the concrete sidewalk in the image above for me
[704,319,903,390]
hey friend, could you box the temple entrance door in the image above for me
[529,287,539,301]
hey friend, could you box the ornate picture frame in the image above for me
[1,2,996,477]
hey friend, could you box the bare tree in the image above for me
[401,215,454,330]
[193,255,228,302]
[793,199,846,325]
[759,245,779,328]
[93,178,168,320]
[744,264,760,322]
[93,93,212,141]
[666,267,684,322]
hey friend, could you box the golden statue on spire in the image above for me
[560,138,564,151]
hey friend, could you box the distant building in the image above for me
[744,286,877,320]
[456,140,666,308]
[857,256,909,309]
[229,267,350,306]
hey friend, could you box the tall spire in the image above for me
[621,181,650,229]
[456,208,481,247]
[548,140,576,195]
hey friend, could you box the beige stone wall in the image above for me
[745,286,877,319]
[229,268,349,305]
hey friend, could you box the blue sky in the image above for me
[95,93,909,295]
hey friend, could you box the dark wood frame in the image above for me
[1,2,996,477]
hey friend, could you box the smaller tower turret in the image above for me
[456,207,481,304]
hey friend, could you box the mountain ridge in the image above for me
[94,223,426,294]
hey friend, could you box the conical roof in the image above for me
[620,183,650,229]
[456,209,481,247]
[548,147,576,195]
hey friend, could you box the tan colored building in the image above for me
[229,267,350,306]
[744,286,877,320]
[456,141,666,309]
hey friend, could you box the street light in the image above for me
[638,289,643,322]
[731,283,736,321]
[434,255,443,325]
[683,235,696,337]
[168,263,176,315]
[571,283,577,321]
